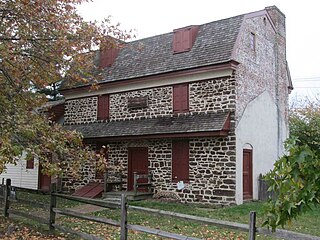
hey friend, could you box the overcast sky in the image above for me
[78,0,320,101]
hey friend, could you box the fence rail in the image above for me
[0,179,204,239]
[1,178,319,240]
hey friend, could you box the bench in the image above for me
[133,172,152,196]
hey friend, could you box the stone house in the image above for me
[61,6,292,205]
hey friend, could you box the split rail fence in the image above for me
[0,178,259,240]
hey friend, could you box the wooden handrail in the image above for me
[104,171,124,193]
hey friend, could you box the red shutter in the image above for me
[182,28,191,51]
[173,26,199,53]
[173,30,183,53]
[99,48,120,68]
[173,84,189,113]
[172,140,189,181]
[181,84,189,112]
[97,95,109,120]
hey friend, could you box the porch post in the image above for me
[133,172,138,196]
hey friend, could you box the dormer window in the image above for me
[173,25,199,54]
[250,32,256,51]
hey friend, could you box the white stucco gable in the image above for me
[235,91,281,204]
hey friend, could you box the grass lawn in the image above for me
[130,200,320,237]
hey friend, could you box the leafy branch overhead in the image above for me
[263,101,320,231]
[0,0,132,175]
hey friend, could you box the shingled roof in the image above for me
[64,112,230,140]
[100,15,243,83]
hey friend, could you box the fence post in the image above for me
[249,211,256,240]
[3,179,11,218]
[120,193,128,240]
[0,178,4,208]
[49,183,57,231]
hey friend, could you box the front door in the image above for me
[127,147,148,191]
[243,149,253,200]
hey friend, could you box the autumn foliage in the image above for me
[0,0,131,176]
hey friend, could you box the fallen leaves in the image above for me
[0,217,67,239]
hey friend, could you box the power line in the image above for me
[293,77,320,82]
[294,87,320,89]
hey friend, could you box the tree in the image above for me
[263,101,320,231]
[0,0,131,177]
[36,81,64,101]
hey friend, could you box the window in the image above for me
[97,94,109,120]
[250,32,256,51]
[173,84,189,113]
[172,140,189,181]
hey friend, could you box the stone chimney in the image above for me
[265,6,286,38]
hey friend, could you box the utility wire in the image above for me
[293,76,320,83]
[294,87,320,89]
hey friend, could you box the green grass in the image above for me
[131,200,320,237]
[59,208,248,239]
[15,191,81,208]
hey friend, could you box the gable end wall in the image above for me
[234,10,289,204]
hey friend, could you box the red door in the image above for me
[243,149,253,200]
[39,165,51,192]
[127,147,148,191]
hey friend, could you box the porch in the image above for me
[103,171,153,201]
[103,191,153,201]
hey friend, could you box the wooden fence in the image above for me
[0,179,262,239]
[258,174,276,201]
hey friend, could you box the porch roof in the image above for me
[63,112,231,140]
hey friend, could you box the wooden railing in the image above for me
[103,171,124,192]
[133,172,152,196]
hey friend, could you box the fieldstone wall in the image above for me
[109,87,172,121]
[64,76,236,125]
[64,97,97,125]
[148,137,236,205]
[61,158,96,193]
[189,77,236,113]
